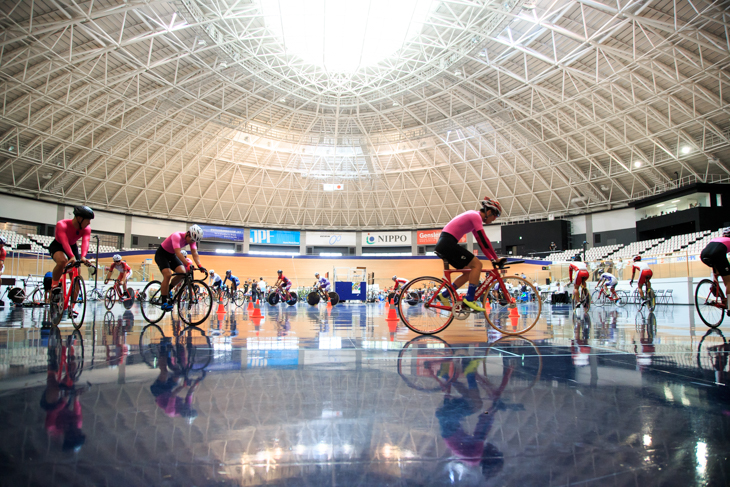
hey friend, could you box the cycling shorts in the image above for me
[117,271,132,282]
[434,232,474,269]
[48,239,80,261]
[605,279,618,288]
[701,241,730,276]
[321,284,331,292]
[282,282,291,291]
[637,269,653,287]
[154,246,183,272]
[574,270,589,288]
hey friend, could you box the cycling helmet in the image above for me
[188,224,204,243]
[0,236,6,245]
[315,272,320,277]
[226,270,231,275]
[392,275,397,280]
[723,227,730,237]
[277,269,283,274]
[73,205,95,219]
[633,255,642,262]
[480,197,502,218]
[210,269,215,275]
[181,250,188,257]
[112,254,122,262]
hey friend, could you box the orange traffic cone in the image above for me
[251,300,263,318]
[385,299,399,321]
[247,299,254,312]
[385,299,389,308]
[509,306,520,317]
[484,299,491,312]
[216,294,225,314]
[326,298,332,309]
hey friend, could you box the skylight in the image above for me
[259,0,436,73]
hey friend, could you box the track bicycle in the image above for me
[591,285,628,307]
[306,285,340,306]
[6,274,44,306]
[571,280,591,312]
[267,286,298,306]
[695,271,727,328]
[140,267,213,325]
[696,328,729,383]
[212,284,246,307]
[50,261,96,328]
[103,278,135,310]
[632,279,656,312]
[396,257,541,336]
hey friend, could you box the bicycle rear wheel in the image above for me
[70,277,86,330]
[484,276,541,336]
[327,291,339,306]
[67,330,84,381]
[178,280,213,326]
[616,290,629,307]
[695,279,724,328]
[647,287,656,312]
[140,280,166,324]
[396,277,455,335]
[397,335,456,391]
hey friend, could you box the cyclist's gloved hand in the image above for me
[492,257,508,269]
[199,267,207,273]
[629,280,634,286]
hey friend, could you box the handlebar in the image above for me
[63,260,97,275]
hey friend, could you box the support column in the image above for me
[123,214,132,249]
[411,231,418,255]
[300,232,306,256]
[56,204,65,222]
[243,228,250,253]
[585,213,593,250]
[356,232,363,256]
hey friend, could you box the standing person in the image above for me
[549,242,557,251]
[43,270,53,304]
[629,256,652,304]
[258,277,267,301]
[48,206,94,303]
[433,197,503,312]
[251,279,258,302]
[154,225,205,312]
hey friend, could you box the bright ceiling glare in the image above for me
[681,146,691,154]
[259,0,436,73]
[634,161,642,168]
[671,199,680,203]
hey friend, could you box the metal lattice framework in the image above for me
[1,0,729,229]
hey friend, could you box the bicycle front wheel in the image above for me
[616,290,629,307]
[695,279,724,328]
[647,287,656,312]
[484,276,541,336]
[31,288,43,306]
[104,287,116,310]
[70,277,86,330]
[140,280,166,324]
[591,290,605,307]
[178,280,213,326]
[396,277,455,335]
[233,290,246,307]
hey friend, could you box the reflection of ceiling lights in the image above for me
[259,0,435,72]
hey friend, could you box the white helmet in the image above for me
[210,269,215,275]
[392,275,397,281]
[112,254,122,262]
[181,250,188,257]
[188,224,204,243]
[315,272,320,277]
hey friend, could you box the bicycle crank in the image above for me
[453,302,470,321]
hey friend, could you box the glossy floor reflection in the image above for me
[0,301,728,486]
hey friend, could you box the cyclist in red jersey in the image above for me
[434,197,503,312]
[180,250,195,272]
[392,276,408,292]
[104,254,132,295]
[49,206,94,299]
[629,256,652,303]
[568,255,590,306]
[155,225,205,311]
[274,270,292,297]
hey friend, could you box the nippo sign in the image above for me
[364,232,411,247]
[417,229,467,245]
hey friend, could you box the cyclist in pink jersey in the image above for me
[701,228,730,312]
[48,206,94,298]
[155,225,205,311]
[434,197,503,312]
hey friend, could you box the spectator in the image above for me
[549,242,557,251]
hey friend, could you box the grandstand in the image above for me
[1,229,44,253]
[23,233,119,255]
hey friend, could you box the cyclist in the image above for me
[104,254,132,296]
[314,273,331,295]
[209,270,223,293]
[392,275,408,293]
[596,269,619,302]
[434,197,503,312]
[49,206,94,304]
[155,225,205,312]
[180,250,194,272]
[700,228,730,312]
[223,270,240,293]
[274,270,292,299]
[629,256,652,304]
[568,255,590,307]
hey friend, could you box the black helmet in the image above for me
[226,270,231,275]
[277,270,282,274]
[573,255,582,262]
[634,255,642,262]
[73,205,94,219]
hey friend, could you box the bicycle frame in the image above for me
[424,266,511,312]
[60,264,83,312]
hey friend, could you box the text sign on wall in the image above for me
[305,232,357,246]
[364,231,412,247]
[250,229,301,246]
[416,229,467,245]
[200,225,244,241]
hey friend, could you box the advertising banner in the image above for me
[363,231,412,247]
[200,225,244,241]
[416,229,467,245]
[305,231,357,246]
[250,229,301,246]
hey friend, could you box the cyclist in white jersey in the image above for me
[596,270,619,302]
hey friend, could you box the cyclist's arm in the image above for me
[105,267,114,281]
[190,248,203,269]
[79,229,91,260]
[568,266,574,282]
[472,229,498,261]
[630,266,637,281]
[222,276,228,285]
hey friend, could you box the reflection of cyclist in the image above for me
[630,256,652,304]
[635,317,656,370]
[572,313,592,366]
[569,255,589,307]
[149,339,200,422]
[700,228,730,312]
[434,197,503,312]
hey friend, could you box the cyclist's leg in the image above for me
[51,250,69,285]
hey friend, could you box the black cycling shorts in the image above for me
[154,246,183,272]
[701,242,730,276]
[43,276,53,291]
[48,239,80,260]
[434,232,474,269]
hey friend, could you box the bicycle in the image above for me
[695,271,727,328]
[572,280,591,312]
[139,267,213,326]
[591,285,628,307]
[103,278,135,310]
[397,257,541,336]
[632,279,656,312]
[50,261,96,328]
[6,274,44,306]
[139,322,212,381]
[306,285,340,306]
[267,286,298,306]
[696,328,729,383]
[212,284,246,307]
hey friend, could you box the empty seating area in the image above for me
[546,249,581,261]
[20,233,120,254]
[584,244,623,261]
[643,231,712,257]
[684,230,722,255]
[610,239,663,260]
[1,229,45,253]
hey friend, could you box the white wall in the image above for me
[0,194,57,225]
[484,225,501,242]
[568,215,587,235]
[592,208,635,232]
[130,215,184,238]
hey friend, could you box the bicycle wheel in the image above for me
[581,286,591,312]
[139,324,166,368]
[67,330,84,381]
[70,277,86,330]
[31,288,43,306]
[327,291,339,306]
[104,311,116,334]
[484,336,543,392]
[397,335,456,391]
[178,280,213,326]
[647,287,656,312]
[616,290,629,308]
[590,290,605,307]
[233,290,246,307]
[104,287,116,310]
[307,291,320,306]
[50,288,63,325]
[484,276,541,336]
[268,292,280,305]
[140,280,166,324]
[220,289,230,306]
[286,292,298,306]
[397,277,455,335]
[695,279,725,328]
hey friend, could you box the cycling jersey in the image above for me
[210,274,222,287]
[441,210,498,260]
[279,275,291,285]
[112,261,132,274]
[54,218,91,258]
[631,262,652,287]
[160,232,197,253]
[599,272,618,287]
[393,278,408,290]
[701,238,730,276]
[318,277,330,287]
[569,262,589,288]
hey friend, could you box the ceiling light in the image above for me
[671,199,680,203]
[656,204,664,207]
[197,39,206,46]
[454,70,461,76]
[219,62,227,69]
[634,161,642,168]
[681,146,691,154]
[392,101,399,106]
[280,97,287,102]
[259,0,435,72]
[42,173,52,179]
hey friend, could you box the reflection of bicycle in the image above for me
[695,271,727,328]
[697,328,729,382]
[306,286,339,306]
[572,281,591,312]
[48,327,86,385]
[267,286,298,306]
[140,267,213,325]
[50,261,96,328]
[398,258,541,336]
[632,280,656,312]
[139,323,212,381]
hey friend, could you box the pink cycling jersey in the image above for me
[161,232,197,253]
[54,219,91,258]
[442,210,498,260]
[710,236,730,249]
